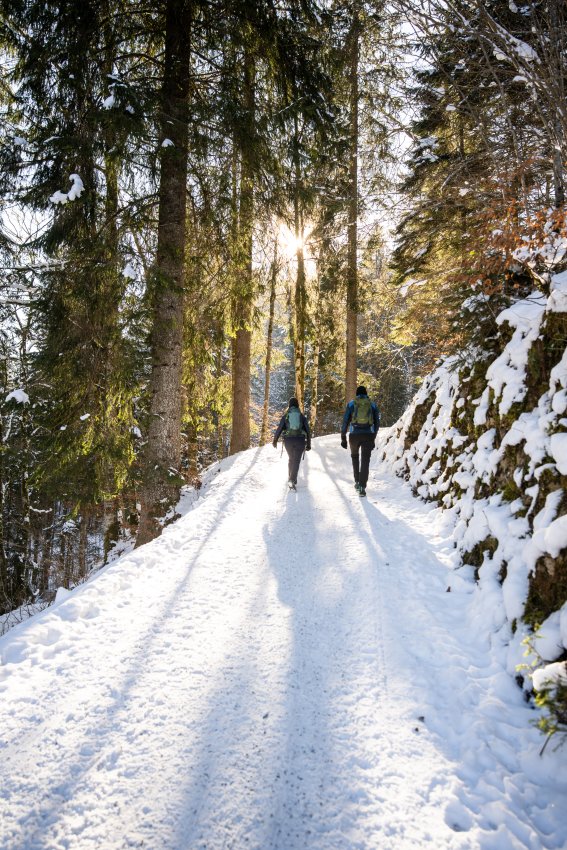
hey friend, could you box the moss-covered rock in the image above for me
[524,552,567,629]
[403,391,436,451]
[383,287,567,666]
[463,536,499,581]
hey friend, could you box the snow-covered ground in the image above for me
[1,435,566,850]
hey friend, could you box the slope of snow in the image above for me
[1,436,566,850]
[383,288,567,689]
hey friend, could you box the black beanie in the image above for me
[356,385,367,396]
[288,396,299,408]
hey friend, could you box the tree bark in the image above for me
[0,370,8,612]
[230,50,255,455]
[215,331,225,460]
[309,267,321,435]
[345,10,359,404]
[136,0,192,546]
[293,114,306,408]
[549,0,565,207]
[260,241,278,445]
[293,234,306,407]
[287,279,296,381]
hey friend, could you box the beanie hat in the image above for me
[356,385,367,396]
[288,396,299,408]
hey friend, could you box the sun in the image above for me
[278,223,305,259]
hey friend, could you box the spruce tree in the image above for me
[136,0,193,545]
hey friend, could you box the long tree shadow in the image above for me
[5,448,266,850]
[255,459,391,848]
[8,444,554,850]
[163,451,390,850]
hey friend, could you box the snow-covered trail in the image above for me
[1,436,565,850]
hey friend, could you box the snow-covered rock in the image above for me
[380,290,567,688]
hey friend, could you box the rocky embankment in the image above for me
[382,274,567,703]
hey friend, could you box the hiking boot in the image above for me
[288,480,297,491]
[359,487,366,497]
[354,482,360,492]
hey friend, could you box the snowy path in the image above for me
[1,435,566,850]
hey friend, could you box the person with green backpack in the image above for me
[272,397,311,490]
[340,385,380,497]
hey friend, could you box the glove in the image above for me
[272,440,277,449]
[341,436,348,449]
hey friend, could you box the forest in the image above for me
[0,0,565,622]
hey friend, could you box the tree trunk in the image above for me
[102,498,121,564]
[0,379,8,612]
[345,10,359,404]
[260,241,278,444]
[552,132,564,208]
[549,0,565,207]
[287,280,296,385]
[78,508,89,579]
[39,503,56,600]
[215,332,225,460]
[230,50,255,455]
[292,114,306,408]
[136,0,192,546]
[187,420,198,481]
[230,330,251,453]
[13,320,32,607]
[309,267,321,435]
[294,232,306,408]
[61,533,70,589]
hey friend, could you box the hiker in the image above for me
[273,397,311,490]
[341,385,380,497]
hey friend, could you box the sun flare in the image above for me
[278,224,305,258]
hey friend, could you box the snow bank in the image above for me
[380,288,567,692]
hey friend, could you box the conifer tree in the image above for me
[221,0,334,450]
[393,0,567,363]
[136,0,193,545]
[1,0,143,510]
[345,3,360,404]
[229,44,256,455]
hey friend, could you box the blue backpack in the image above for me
[285,407,303,436]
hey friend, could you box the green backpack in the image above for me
[285,407,303,436]
[352,396,373,426]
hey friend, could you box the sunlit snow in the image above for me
[1,436,566,850]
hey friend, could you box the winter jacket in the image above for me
[341,394,380,438]
[273,407,311,448]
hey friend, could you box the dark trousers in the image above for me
[284,436,305,484]
[349,432,375,488]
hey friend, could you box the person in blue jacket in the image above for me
[341,385,380,497]
[273,397,311,490]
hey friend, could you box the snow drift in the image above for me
[380,273,567,695]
